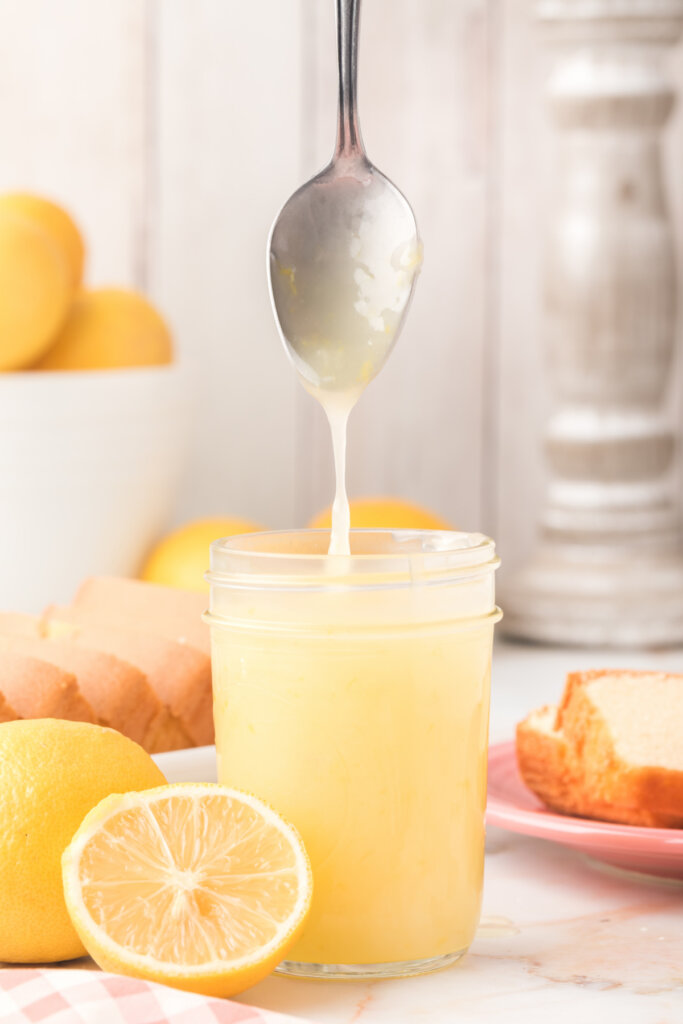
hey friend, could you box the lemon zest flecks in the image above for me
[278,264,297,297]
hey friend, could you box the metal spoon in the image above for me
[267,0,422,399]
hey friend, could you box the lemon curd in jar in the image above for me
[206,529,501,978]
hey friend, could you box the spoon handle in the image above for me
[335,0,364,158]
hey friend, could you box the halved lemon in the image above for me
[62,784,312,997]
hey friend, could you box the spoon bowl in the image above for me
[269,155,420,395]
[267,0,421,398]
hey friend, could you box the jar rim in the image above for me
[207,528,499,590]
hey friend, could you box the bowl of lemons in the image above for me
[0,193,191,612]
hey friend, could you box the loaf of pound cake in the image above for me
[0,577,214,753]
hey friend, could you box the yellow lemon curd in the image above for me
[207,529,501,976]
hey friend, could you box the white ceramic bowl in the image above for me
[0,365,192,612]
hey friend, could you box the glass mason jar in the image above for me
[205,529,501,979]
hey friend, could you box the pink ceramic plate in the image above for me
[486,741,683,880]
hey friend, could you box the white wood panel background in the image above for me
[0,0,681,577]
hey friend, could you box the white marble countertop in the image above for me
[234,639,683,1024]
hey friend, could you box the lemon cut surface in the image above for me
[62,784,312,997]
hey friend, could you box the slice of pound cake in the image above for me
[0,650,95,723]
[517,670,683,828]
[72,577,210,655]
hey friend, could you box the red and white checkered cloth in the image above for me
[0,969,313,1024]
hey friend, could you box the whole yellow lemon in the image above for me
[0,193,85,287]
[141,517,264,593]
[0,719,165,963]
[309,496,454,531]
[37,288,173,371]
[0,212,73,371]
